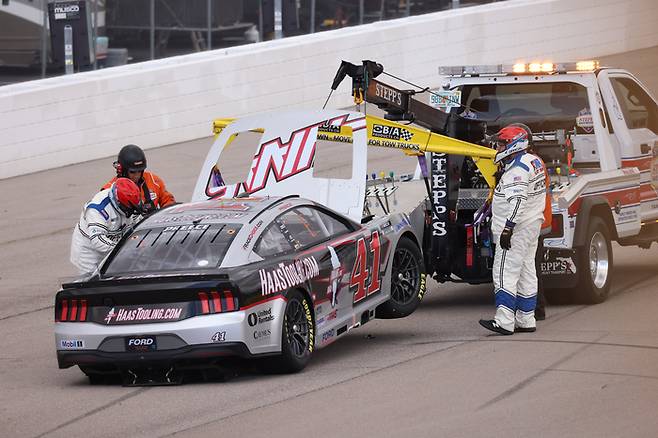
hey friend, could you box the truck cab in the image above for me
[440,61,658,302]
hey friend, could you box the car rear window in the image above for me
[104,223,241,274]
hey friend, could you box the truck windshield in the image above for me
[457,82,589,131]
[103,223,241,275]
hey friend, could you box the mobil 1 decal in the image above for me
[430,153,449,262]
[350,230,383,303]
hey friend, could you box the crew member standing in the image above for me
[479,125,547,335]
[102,144,176,213]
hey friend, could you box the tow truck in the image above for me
[205,58,657,306]
[329,58,658,304]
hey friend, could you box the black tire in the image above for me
[575,216,612,304]
[376,237,426,319]
[261,290,314,374]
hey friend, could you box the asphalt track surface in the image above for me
[1,47,658,438]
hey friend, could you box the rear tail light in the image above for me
[197,290,238,315]
[56,299,88,322]
[546,214,564,238]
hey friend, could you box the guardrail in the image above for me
[1,0,657,179]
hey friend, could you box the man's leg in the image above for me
[490,233,526,332]
[516,222,542,329]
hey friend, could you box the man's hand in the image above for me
[500,221,515,250]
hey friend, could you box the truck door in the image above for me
[599,71,658,221]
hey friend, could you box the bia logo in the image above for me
[245,125,319,193]
[371,124,413,141]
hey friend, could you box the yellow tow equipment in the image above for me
[212,114,497,187]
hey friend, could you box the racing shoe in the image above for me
[478,319,513,336]
[515,326,536,333]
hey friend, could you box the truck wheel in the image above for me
[376,237,426,319]
[260,290,313,374]
[576,216,612,303]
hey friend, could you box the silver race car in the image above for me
[56,110,426,383]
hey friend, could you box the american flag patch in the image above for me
[513,176,522,182]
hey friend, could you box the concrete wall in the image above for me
[1,0,657,179]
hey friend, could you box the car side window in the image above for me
[254,223,292,257]
[610,77,658,134]
[277,207,331,248]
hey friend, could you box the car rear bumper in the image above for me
[56,341,259,369]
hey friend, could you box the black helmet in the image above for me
[116,144,147,175]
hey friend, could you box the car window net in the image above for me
[104,223,241,274]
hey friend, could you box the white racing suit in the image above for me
[70,188,134,276]
[491,152,546,331]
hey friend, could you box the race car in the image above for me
[55,110,426,384]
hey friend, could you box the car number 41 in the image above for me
[351,231,381,303]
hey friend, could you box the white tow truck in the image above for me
[331,59,658,304]
[438,60,658,303]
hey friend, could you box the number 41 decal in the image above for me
[351,231,381,303]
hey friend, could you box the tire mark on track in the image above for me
[34,388,151,438]
[476,333,607,411]
[163,340,474,437]
[546,368,658,381]
[0,227,70,247]
[0,305,53,322]
[542,272,658,327]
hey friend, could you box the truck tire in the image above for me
[576,216,612,303]
[376,237,426,319]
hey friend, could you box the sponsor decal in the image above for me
[243,220,263,250]
[302,298,314,352]
[321,329,335,344]
[163,224,210,232]
[317,133,353,143]
[326,246,344,308]
[371,124,414,142]
[53,2,81,20]
[576,108,594,133]
[258,257,320,296]
[245,124,319,193]
[367,138,420,151]
[60,339,85,349]
[125,336,157,352]
[211,331,227,342]
[318,308,338,326]
[431,154,448,238]
[247,307,275,326]
[152,212,245,223]
[417,274,427,301]
[393,217,410,233]
[374,83,403,106]
[541,257,577,275]
[318,120,341,134]
[103,305,184,325]
[253,329,271,340]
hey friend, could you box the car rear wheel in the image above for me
[261,290,314,374]
[376,237,426,319]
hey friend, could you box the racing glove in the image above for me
[500,220,515,250]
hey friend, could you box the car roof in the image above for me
[139,196,302,228]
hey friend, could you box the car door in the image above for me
[599,71,658,221]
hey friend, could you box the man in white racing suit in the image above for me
[70,178,142,275]
[479,125,547,335]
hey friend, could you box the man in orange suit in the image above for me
[102,144,176,213]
